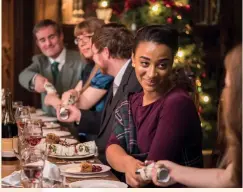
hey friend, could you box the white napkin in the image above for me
[2,160,62,187]
[2,171,22,187]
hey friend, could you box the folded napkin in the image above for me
[2,160,62,187]
[2,171,22,187]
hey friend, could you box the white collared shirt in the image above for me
[113,59,131,96]
[48,47,66,71]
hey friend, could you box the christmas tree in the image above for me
[95,0,218,149]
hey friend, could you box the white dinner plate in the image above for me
[43,130,71,137]
[32,115,57,122]
[60,163,110,175]
[40,138,78,145]
[30,109,46,116]
[2,151,16,158]
[49,153,94,159]
[69,180,128,188]
[42,122,60,129]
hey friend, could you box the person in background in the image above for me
[45,17,114,113]
[105,25,203,188]
[44,17,113,142]
[152,44,242,188]
[56,23,142,164]
[19,19,86,116]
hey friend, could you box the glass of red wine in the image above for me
[15,106,31,135]
[24,119,43,148]
[20,148,45,188]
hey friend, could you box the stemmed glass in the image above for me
[15,106,31,135]
[20,148,46,188]
[12,136,27,160]
[24,119,43,148]
[12,101,23,113]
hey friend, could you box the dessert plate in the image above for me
[69,180,128,188]
[59,163,110,175]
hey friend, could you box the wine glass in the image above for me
[24,119,43,148]
[20,148,45,188]
[15,106,31,134]
[12,136,27,160]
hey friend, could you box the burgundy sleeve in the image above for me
[106,131,120,150]
[147,95,198,161]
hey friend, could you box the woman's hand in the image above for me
[44,93,61,109]
[56,105,81,123]
[61,89,79,104]
[123,156,149,187]
[151,160,177,187]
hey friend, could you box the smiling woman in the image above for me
[106,25,204,188]
[132,42,173,105]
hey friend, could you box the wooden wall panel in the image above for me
[35,0,60,23]
[2,0,14,92]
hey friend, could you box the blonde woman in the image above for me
[45,17,113,112]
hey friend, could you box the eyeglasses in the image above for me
[74,33,94,45]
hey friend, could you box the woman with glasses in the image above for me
[45,17,113,113]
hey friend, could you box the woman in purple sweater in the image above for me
[106,25,203,187]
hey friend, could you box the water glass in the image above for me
[12,136,27,160]
[20,148,45,188]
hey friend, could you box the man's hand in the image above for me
[34,74,48,93]
[56,105,81,123]
[44,93,61,109]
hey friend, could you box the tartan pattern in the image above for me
[113,96,140,154]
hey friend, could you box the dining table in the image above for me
[1,111,120,188]
[2,156,120,187]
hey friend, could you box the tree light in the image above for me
[151,3,160,14]
[196,79,201,87]
[100,0,108,8]
[177,15,182,20]
[203,95,210,103]
[177,50,184,58]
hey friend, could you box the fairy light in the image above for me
[197,64,201,69]
[177,15,182,20]
[166,4,171,8]
[197,87,202,92]
[151,3,161,14]
[175,2,183,7]
[99,0,108,8]
[177,50,184,58]
[203,95,210,103]
[196,79,201,87]
[174,58,179,63]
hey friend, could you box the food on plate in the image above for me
[80,162,92,172]
[28,106,36,113]
[92,164,102,172]
[48,144,76,156]
[80,162,102,173]
[36,138,97,157]
[45,133,60,144]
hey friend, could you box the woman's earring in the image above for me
[132,63,135,67]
